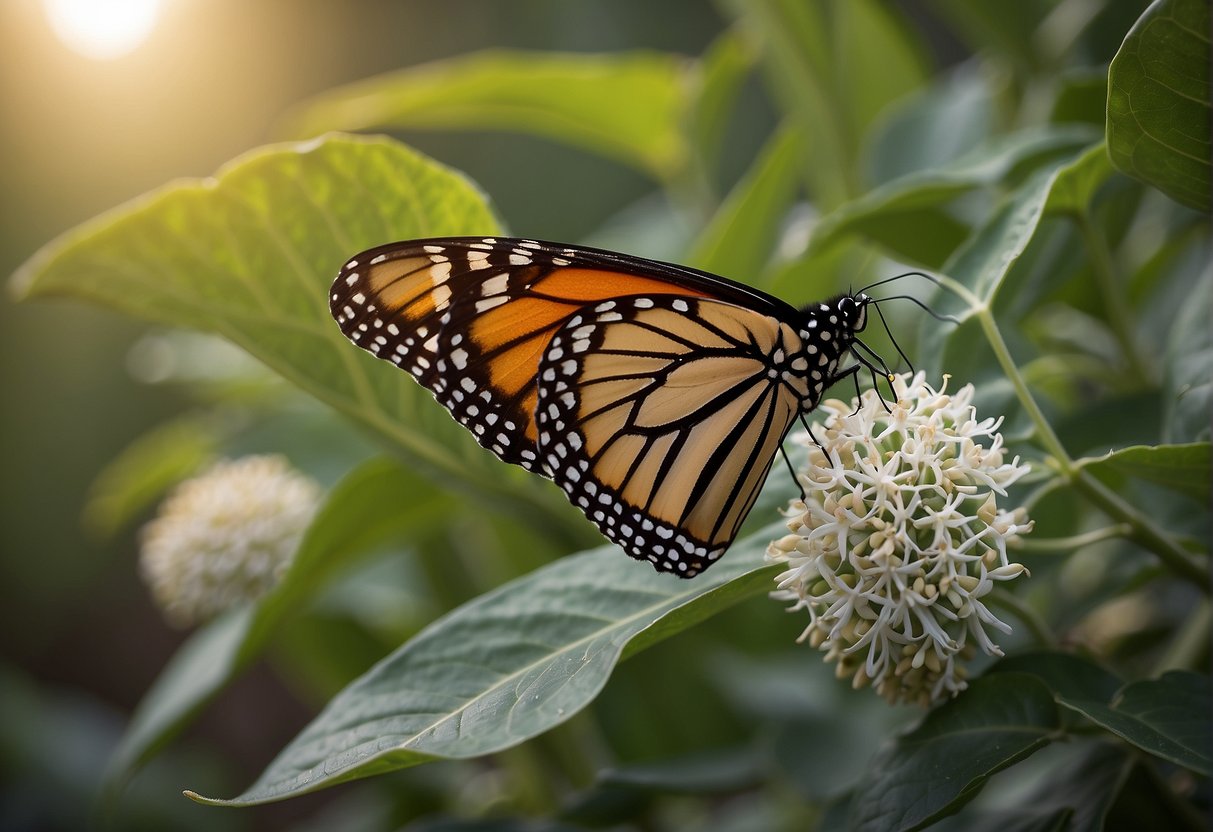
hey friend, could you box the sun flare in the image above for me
[44,0,162,60]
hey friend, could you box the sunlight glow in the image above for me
[44,0,162,60]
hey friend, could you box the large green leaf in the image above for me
[187,522,785,806]
[104,458,447,792]
[808,126,1098,269]
[1107,0,1211,213]
[849,674,1061,832]
[1076,442,1211,503]
[12,135,570,526]
[687,123,804,282]
[1059,671,1212,775]
[284,50,692,180]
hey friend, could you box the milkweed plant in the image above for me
[11,1,1210,830]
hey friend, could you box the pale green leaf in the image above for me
[12,135,568,524]
[1076,442,1211,503]
[187,522,785,806]
[284,50,693,180]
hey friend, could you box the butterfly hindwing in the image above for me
[534,295,804,576]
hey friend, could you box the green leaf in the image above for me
[11,135,568,525]
[988,650,1123,702]
[808,126,1099,269]
[686,124,804,281]
[927,0,1056,73]
[1042,143,1118,216]
[1163,261,1213,443]
[1107,0,1212,213]
[187,523,785,806]
[1059,671,1212,775]
[849,674,1061,832]
[687,29,756,185]
[104,458,444,791]
[929,745,1134,832]
[1076,442,1211,503]
[82,412,229,537]
[724,0,927,206]
[284,50,692,180]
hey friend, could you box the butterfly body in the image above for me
[331,237,870,577]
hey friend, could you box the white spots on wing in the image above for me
[470,242,493,250]
[481,274,509,297]
[422,333,440,353]
[451,348,468,370]
[431,283,452,310]
[351,292,366,305]
[370,254,388,265]
[552,257,571,266]
[509,253,532,266]
[429,261,452,283]
[633,298,654,308]
[475,296,508,312]
[423,245,444,253]
[460,377,476,392]
[672,299,690,312]
[345,273,359,286]
[346,259,359,269]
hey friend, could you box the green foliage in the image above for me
[284,50,692,181]
[10,1,1210,829]
[1107,0,1211,212]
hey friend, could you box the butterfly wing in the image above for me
[330,237,792,473]
[534,295,805,576]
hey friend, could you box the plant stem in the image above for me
[1015,524,1133,553]
[1073,211,1152,383]
[988,589,1056,647]
[939,276,1210,592]
[1153,598,1211,675]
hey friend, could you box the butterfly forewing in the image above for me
[329,238,773,471]
[533,296,804,576]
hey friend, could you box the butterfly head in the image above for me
[836,292,871,335]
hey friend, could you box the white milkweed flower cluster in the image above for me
[767,372,1033,706]
[140,455,322,627]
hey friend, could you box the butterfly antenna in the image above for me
[857,270,943,295]
[870,294,960,324]
[779,443,806,501]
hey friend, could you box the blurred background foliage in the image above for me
[2,0,1209,830]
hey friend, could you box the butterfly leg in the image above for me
[778,443,806,500]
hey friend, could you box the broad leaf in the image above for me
[808,126,1098,269]
[105,458,445,790]
[12,135,568,527]
[849,674,1061,832]
[187,523,785,806]
[1042,143,1118,216]
[1076,442,1211,504]
[1107,0,1211,213]
[284,50,692,180]
[1059,671,1212,775]
[989,650,1123,702]
[687,124,804,282]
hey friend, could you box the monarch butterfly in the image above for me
[331,236,898,578]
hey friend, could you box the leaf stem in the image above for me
[987,589,1056,647]
[1072,210,1152,383]
[939,276,1209,592]
[1014,524,1133,553]
[1153,598,1212,675]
